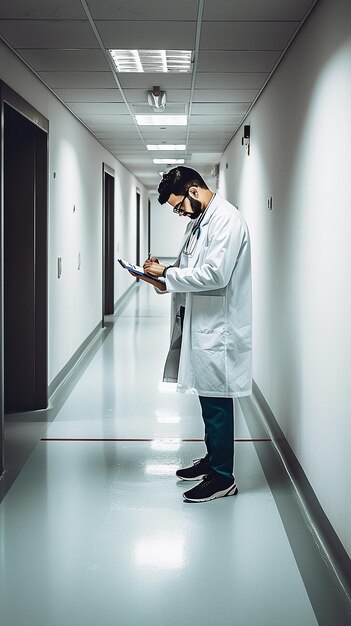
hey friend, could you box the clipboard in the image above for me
[118,259,167,290]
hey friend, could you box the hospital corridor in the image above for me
[1,0,351,624]
[0,283,349,625]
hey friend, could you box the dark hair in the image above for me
[158,166,208,204]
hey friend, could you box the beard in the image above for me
[188,196,203,219]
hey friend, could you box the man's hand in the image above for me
[143,259,166,277]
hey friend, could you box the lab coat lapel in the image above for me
[186,194,219,269]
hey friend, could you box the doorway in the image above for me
[102,164,115,317]
[147,198,151,259]
[0,82,49,473]
[3,103,48,414]
[136,190,141,268]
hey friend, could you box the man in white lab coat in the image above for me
[144,167,252,503]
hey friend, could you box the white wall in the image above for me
[0,38,149,385]
[149,192,188,259]
[219,0,351,557]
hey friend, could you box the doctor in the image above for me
[144,166,252,503]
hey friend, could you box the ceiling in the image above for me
[0,0,318,189]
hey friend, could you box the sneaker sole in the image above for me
[176,473,207,482]
[183,483,238,503]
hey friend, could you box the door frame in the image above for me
[147,198,151,259]
[136,189,141,275]
[102,163,115,324]
[0,80,49,474]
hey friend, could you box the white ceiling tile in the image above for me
[189,130,233,138]
[88,0,198,20]
[189,139,235,147]
[188,153,223,163]
[69,103,129,115]
[53,89,123,103]
[86,120,136,130]
[117,155,154,165]
[104,140,144,145]
[97,21,196,49]
[193,90,258,103]
[200,21,299,51]
[94,131,141,139]
[77,114,132,125]
[0,0,85,19]
[203,0,316,21]
[187,143,227,150]
[197,50,281,72]
[110,149,147,155]
[38,72,116,88]
[188,123,238,130]
[17,49,109,71]
[192,102,248,115]
[195,72,269,90]
[191,103,246,115]
[0,19,98,48]
[189,115,241,126]
[187,137,229,144]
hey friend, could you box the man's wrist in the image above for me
[162,265,172,278]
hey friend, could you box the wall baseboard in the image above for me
[49,283,137,401]
[113,281,137,315]
[48,321,104,399]
[250,381,351,605]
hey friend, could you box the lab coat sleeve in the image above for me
[165,210,246,293]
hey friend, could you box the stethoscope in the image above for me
[182,193,215,256]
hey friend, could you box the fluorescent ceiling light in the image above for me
[147,144,186,151]
[153,158,185,164]
[136,115,187,126]
[109,49,192,73]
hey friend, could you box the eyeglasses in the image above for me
[173,193,189,216]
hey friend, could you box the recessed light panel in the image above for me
[147,145,186,151]
[153,159,185,164]
[136,115,187,126]
[109,50,192,73]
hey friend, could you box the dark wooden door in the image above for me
[136,191,141,267]
[4,103,48,413]
[104,172,115,315]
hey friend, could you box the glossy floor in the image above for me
[1,284,320,625]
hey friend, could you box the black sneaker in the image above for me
[176,457,211,481]
[183,472,238,502]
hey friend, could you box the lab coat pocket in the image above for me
[192,329,225,351]
[191,294,226,352]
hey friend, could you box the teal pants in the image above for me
[199,396,234,479]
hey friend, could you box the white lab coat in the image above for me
[162,194,252,398]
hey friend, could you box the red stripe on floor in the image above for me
[41,437,271,442]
